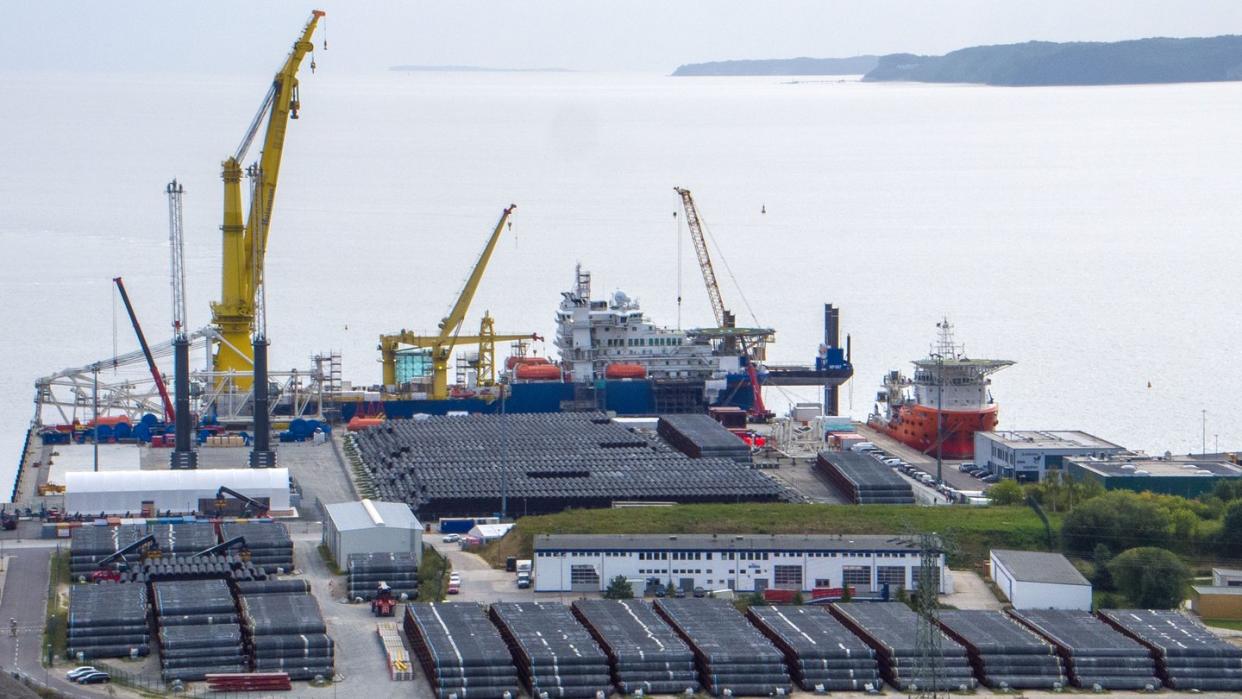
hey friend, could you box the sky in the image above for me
[3,1,1242,74]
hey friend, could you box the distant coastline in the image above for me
[390,65,572,73]
[673,35,1242,86]
[672,56,878,77]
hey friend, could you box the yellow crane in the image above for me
[211,10,324,388]
[378,205,539,399]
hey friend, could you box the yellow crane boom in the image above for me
[211,10,324,387]
[379,206,535,399]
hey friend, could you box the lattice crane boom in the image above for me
[674,187,727,329]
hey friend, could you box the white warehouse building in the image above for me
[990,549,1092,610]
[533,534,952,595]
[322,499,423,566]
[65,468,291,516]
[975,431,1125,482]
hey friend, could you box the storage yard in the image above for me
[404,603,521,699]
[747,605,880,692]
[831,601,978,691]
[489,601,613,698]
[815,451,915,504]
[1098,608,1242,691]
[572,599,701,695]
[348,412,786,518]
[937,609,1066,689]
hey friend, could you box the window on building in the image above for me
[773,565,803,589]
[911,566,941,591]
[842,566,871,587]
[877,566,907,588]
[570,565,600,586]
[813,578,832,588]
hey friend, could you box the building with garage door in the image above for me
[532,533,951,595]
[990,549,1091,610]
[322,499,423,566]
[975,431,1125,482]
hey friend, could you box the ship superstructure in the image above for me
[868,320,1013,459]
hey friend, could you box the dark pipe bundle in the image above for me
[830,602,977,691]
[404,603,520,699]
[656,414,751,462]
[348,552,418,601]
[653,597,791,697]
[489,601,612,699]
[240,591,335,680]
[220,521,293,573]
[153,579,244,682]
[815,451,914,504]
[938,610,1065,689]
[1009,608,1159,691]
[747,605,879,692]
[572,599,700,695]
[349,412,783,519]
[1099,609,1242,691]
[67,584,151,660]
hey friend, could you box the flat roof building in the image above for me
[64,468,290,516]
[1190,585,1242,621]
[1066,454,1242,498]
[322,499,423,566]
[975,431,1125,482]
[990,549,1091,610]
[532,533,951,595]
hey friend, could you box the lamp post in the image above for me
[1202,409,1207,456]
[931,352,944,486]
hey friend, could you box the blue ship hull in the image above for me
[337,374,759,421]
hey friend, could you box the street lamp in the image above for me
[930,352,945,486]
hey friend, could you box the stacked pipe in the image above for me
[348,551,418,601]
[67,584,151,660]
[656,414,751,462]
[234,579,310,595]
[815,451,914,504]
[349,412,783,519]
[572,599,700,695]
[240,591,335,680]
[378,622,414,681]
[747,605,879,692]
[1009,608,1159,691]
[220,521,293,573]
[489,601,612,698]
[69,524,152,580]
[1099,609,1242,691]
[141,554,268,583]
[149,522,218,555]
[938,610,1065,689]
[653,597,791,697]
[404,603,520,699]
[153,579,245,681]
[830,602,977,691]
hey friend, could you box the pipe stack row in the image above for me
[657,414,751,462]
[831,602,976,691]
[348,551,418,601]
[239,590,335,680]
[67,584,151,660]
[654,597,792,696]
[405,603,520,699]
[1099,609,1242,691]
[153,579,245,681]
[220,521,294,573]
[573,599,700,695]
[1010,608,1159,691]
[490,601,613,698]
[938,610,1065,689]
[748,605,880,692]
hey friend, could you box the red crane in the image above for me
[113,277,175,423]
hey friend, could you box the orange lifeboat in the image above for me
[505,356,550,370]
[347,416,385,432]
[515,364,562,381]
[605,363,647,380]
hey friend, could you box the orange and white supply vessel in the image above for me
[867,319,1013,459]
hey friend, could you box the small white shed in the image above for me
[322,499,423,566]
[990,549,1092,610]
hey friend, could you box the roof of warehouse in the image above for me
[535,533,921,552]
[1193,585,1242,596]
[65,467,289,493]
[1068,455,1242,478]
[991,549,1089,586]
[324,499,421,531]
[978,430,1123,451]
[470,522,514,538]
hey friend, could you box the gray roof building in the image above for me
[534,533,922,553]
[990,549,1089,586]
[322,499,423,566]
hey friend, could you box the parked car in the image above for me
[76,672,111,685]
[692,587,706,598]
[980,474,1000,484]
[441,533,460,543]
[66,667,98,681]
[516,574,531,590]
[848,442,876,453]
[672,586,687,598]
[448,573,461,585]
[446,583,461,595]
[653,584,667,598]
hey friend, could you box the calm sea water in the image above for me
[2,70,1240,493]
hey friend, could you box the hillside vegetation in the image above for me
[672,56,878,77]
[480,503,1058,569]
[863,36,1242,86]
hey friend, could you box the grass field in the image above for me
[481,503,1059,569]
[1203,618,1242,632]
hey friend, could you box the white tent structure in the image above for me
[65,468,290,515]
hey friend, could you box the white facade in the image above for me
[990,549,1091,610]
[468,522,515,542]
[65,468,290,515]
[533,534,952,595]
[976,431,1124,483]
[322,499,423,565]
[1213,568,1242,587]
